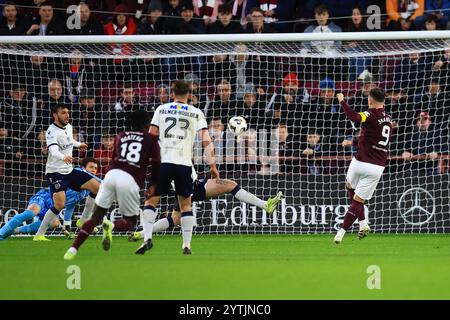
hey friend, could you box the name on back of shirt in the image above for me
[160,108,199,119]
[120,134,143,143]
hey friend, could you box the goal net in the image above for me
[0,32,449,235]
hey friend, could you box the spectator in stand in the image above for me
[94,133,115,177]
[0,83,36,142]
[133,50,165,83]
[304,4,342,57]
[151,84,171,111]
[301,129,324,175]
[386,0,424,31]
[163,0,183,33]
[39,79,65,129]
[395,52,430,99]
[423,14,440,30]
[208,43,273,99]
[21,55,49,100]
[417,78,450,134]
[345,6,368,32]
[384,86,414,138]
[208,78,238,121]
[208,4,243,33]
[402,112,447,174]
[175,2,205,34]
[307,77,350,156]
[103,4,137,65]
[245,7,275,33]
[345,6,372,80]
[265,72,309,129]
[277,123,301,174]
[26,3,65,35]
[66,2,104,35]
[63,50,98,104]
[234,83,266,130]
[0,1,28,35]
[107,84,143,133]
[71,88,104,155]
[185,73,211,114]
[304,4,343,33]
[249,0,298,32]
[431,46,450,91]
[348,70,378,112]
[137,0,165,34]
[413,0,450,30]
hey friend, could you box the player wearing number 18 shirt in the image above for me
[64,110,161,260]
[334,88,392,244]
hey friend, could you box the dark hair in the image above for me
[250,7,264,15]
[307,128,320,136]
[369,88,385,103]
[3,1,16,8]
[80,157,100,168]
[51,104,70,114]
[125,109,151,131]
[172,79,191,96]
[314,4,328,14]
[218,4,232,14]
[426,14,439,24]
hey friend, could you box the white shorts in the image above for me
[346,158,385,201]
[95,169,141,217]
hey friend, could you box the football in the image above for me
[227,116,248,136]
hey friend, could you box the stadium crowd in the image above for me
[0,0,450,177]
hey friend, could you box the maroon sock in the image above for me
[347,188,355,202]
[342,212,357,230]
[342,200,365,230]
[352,200,365,221]
[72,219,96,250]
[113,219,134,232]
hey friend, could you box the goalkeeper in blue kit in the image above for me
[0,159,100,240]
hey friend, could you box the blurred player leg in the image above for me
[65,207,107,260]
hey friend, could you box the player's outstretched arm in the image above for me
[199,128,220,179]
[336,93,362,123]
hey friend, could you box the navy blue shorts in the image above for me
[173,178,208,211]
[192,178,208,202]
[155,163,193,198]
[46,170,95,196]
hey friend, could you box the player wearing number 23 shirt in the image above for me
[334,88,392,244]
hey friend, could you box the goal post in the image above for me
[0,31,449,235]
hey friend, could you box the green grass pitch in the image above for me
[1,234,449,300]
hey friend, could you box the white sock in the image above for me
[337,228,346,237]
[64,221,71,227]
[233,187,266,209]
[359,219,368,229]
[68,247,77,254]
[35,209,58,236]
[181,215,195,249]
[153,218,170,233]
[80,195,96,222]
[142,206,157,241]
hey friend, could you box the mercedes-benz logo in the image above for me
[398,187,435,225]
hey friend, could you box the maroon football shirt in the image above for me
[355,108,392,167]
[107,131,160,187]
